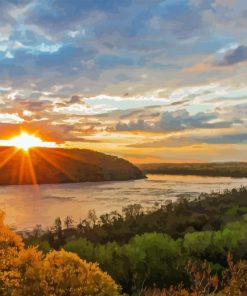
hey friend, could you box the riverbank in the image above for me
[139,162,247,178]
[2,174,247,230]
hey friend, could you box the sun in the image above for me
[9,132,56,151]
[10,132,44,151]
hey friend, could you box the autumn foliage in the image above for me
[0,210,121,296]
[144,256,247,296]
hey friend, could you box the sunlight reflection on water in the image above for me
[1,174,247,230]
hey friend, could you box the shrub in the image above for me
[0,210,121,296]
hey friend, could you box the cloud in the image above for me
[184,63,211,73]
[0,0,246,95]
[0,0,247,162]
[26,0,132,36]
[96,55,137,69]
[128,131,247,149]
[215,45,247,66]
[0,113,24,123]
[115,109,237,132]
[68,95,84,104]
[0,0,31,26]
[185,44,247,72]
[213,0,237,9]
[193,133,247,144]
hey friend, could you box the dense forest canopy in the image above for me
[21,187,247,295]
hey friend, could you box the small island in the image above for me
[0,146,144,185]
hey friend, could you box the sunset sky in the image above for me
[0,0,246,163]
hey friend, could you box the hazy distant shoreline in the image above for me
[139,162,247,178]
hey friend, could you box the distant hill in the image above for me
[0,147,144,185]
[138,162,247,178]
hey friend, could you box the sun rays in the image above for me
[0,132,86,186]
[0,132,57,185]
[8,132,56,151]
[9,132,45,151]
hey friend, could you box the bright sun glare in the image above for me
[9,132,56,151]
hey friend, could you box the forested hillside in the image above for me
[0,146,144,185]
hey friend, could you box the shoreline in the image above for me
[141,171,247,178]
[0,175,146,187]
[139,162,247,178]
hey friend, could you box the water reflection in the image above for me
[0,174,247,230]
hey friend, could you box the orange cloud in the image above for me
[126,156,201,164]
[184,63,211,73]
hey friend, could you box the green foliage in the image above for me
[184,217,247,261]
[63,233,185,294]
[61,215,247,294]
[26,187,247,249]
[24,186,247,294]
[64,238,95,262]
[124,233,184,290]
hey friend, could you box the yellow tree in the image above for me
[0,210,23,293]
[0,210,121,296]
[43,250,120,296]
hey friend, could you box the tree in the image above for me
[87,209,98,228]
[122,204,143,219]
[50,217,65,249]
[32,224,42,238]
[54,217,62,233]
[125,233,184,293]
[64,215,74,229]
[0,210,24,293]
[43,250,121,296]
[144,256,247,296]
[0,210,121,296]
[218,255,247,295]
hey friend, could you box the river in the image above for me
[1,174,247,230]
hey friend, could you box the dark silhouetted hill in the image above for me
[0,147,144,185]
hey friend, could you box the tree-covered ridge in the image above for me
[0,147,144,185]
[23,187,247,295]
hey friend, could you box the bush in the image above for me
[0,210,121,296]
[43,250,120,296]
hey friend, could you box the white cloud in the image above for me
[33,43,62,53]
[54,103,116,115]
[7,91,24,100]
[23,110,33,117]
[68,30,81,38]
[0,113,24,123]
[5,51,14,59]
[0,86,11,92]
[217,43,239,54]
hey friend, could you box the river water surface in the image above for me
[1,174,247,230]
